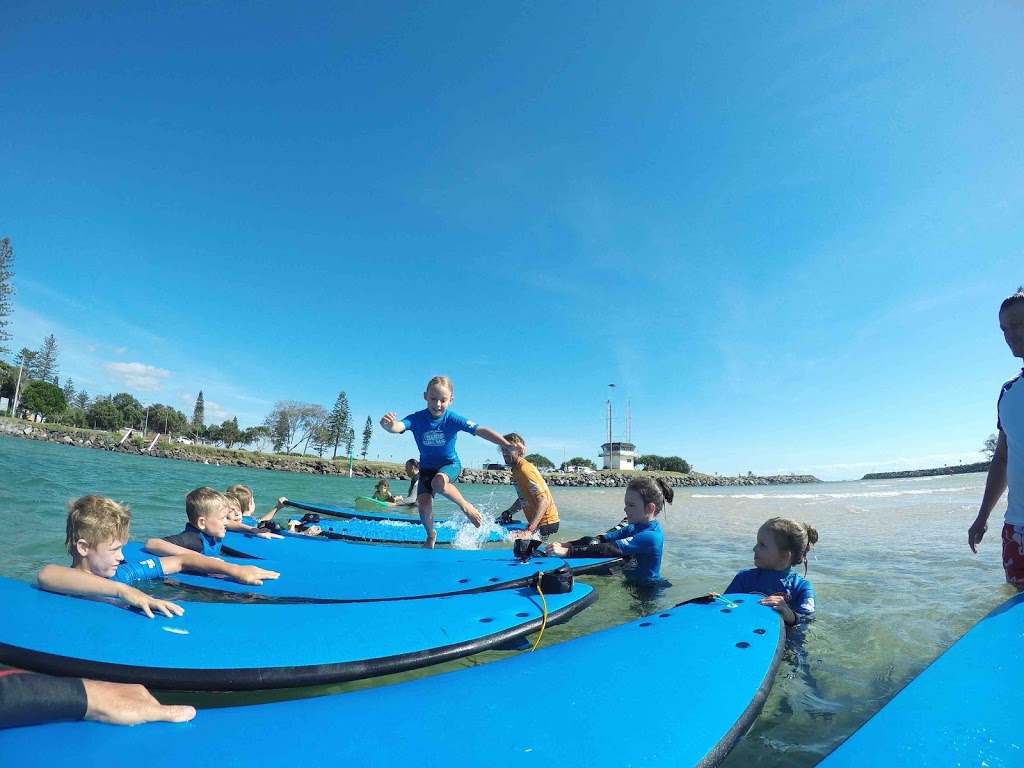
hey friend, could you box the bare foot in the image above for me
[421,533,437,549]
[462,504,483,528]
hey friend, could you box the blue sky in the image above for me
[2,2,1021,480]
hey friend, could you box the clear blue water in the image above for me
[0,436,1010,766]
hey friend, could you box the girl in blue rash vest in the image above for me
[379,375,521,548]
[548,476,673,583]
[725,517,819,626]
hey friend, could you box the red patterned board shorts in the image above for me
[1001,523,1024,586]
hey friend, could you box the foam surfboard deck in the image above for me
[817,591,1024,767]
[120,542,591,602]
[219,530,620,575]
[291,498,518,527]
[0,578,595,691]
[0,594,783,767]
[295,516,525,545]
[352,496,418,516]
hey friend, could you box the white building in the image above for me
[600,441,638,471]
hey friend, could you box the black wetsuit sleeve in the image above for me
[0,671,88,729]
[407,476,418,497]
[565,541,621,558]
[162,530,203,552]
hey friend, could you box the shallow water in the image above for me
[0,436,1009,766]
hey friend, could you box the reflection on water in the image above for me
[1,436,1009,767]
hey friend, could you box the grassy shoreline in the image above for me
[1,415,821,487]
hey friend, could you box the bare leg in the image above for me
[433,473,482,528]
[416,492,436,549]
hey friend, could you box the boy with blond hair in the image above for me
[225,483,289,526]
[37,495,278,618]
[497,433,560,538]
[223,487,283,537]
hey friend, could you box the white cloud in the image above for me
[204,400,232,423]
[102,362,172,393]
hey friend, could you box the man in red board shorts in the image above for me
[969,287,1024,587]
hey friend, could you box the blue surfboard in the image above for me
[294,515,524,545]
[0,594,782,767]
[219,531,621,575]
[817,591,1024,767]
[0,578,595,691]
[120,542,593,602]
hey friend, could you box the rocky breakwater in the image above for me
[1,419,820,486]
[458,468,820,488]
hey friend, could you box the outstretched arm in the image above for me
[970,430,1008,553]
[146,545,280,585]
[83,679,197,725]
[36,565,183,619]
[258,497,289,523]
[473,427,523,457]
[380,412,407,434]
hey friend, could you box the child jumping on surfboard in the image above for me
[379,375,522,548]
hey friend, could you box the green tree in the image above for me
[219,417,242,449]
[525,453,554,469]
[58,407,87,429]
[563,457,597,470]
[982,433,998,459]
[21,380,67,419]
[147,403,188,436]
[271,411,290,453]
[662,456,691,474]
[361,415,373,459]
[0,238,15,356]
[242,425,272,452]
[191,391,205,439]
[262,400,327,455]
[327,391,352,460]
[310,423,333,458]
[33,334,59,383]
[86,399,124,431]
[344,426,355,456]
[112,392,143,430]
[74,390,90,410]
[62,378,76,404]
[14,348,36,380]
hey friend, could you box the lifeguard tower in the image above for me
[600,393,638,470]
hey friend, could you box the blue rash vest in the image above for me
[725,567,816,618]
[604,519,664,582]
[242,515,257,527]
[162,523,223,556]
[400,409,478,470]
[110,555,166,585]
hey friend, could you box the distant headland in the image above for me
[861,462,990,480]
[1,417,821,488]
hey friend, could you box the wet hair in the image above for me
[405,458,419,475]
[65,495,131,554]
[626,476,674,515]
[1000,286,1024,315]
[185,486,229,525]
[223,489,243,511]
[375,479,390,491]
[503,432,525,447]
[425,375,453,395]
[763,517,819,574]
[226,484,254,511]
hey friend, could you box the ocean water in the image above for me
[0,436,1010,767]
